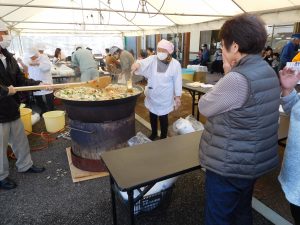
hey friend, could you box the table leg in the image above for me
[110,176,117,225]
[191,90,196,116]
[127,190,135,225]
[196,93,200,121]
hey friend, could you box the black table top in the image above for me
[101,131,202,191]
[182,79,211,94]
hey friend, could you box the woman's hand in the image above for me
[222,55,236,75]
[174,96,181,110]
[279,67,300,96]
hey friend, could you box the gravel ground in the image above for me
[0,120,273,225]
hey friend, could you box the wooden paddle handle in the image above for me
[14,82,84,92]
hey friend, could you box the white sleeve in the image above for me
[135,55,155,78]
[38,56,51,72]
[173,62,182,96]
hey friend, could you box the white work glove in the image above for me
[131,63,140,74]
[174,96,181,110]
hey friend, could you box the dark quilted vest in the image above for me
[199,54,280,179]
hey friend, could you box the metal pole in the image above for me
[0,3,233,17]
[5,20,167,27]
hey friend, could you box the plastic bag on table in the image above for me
[185,115,204,131]
[128,132,152,146]
[173,118,195,135]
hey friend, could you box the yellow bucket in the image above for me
[43,111,65,133]
[20,108,32,135]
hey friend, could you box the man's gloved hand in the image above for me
[131,63,140,74]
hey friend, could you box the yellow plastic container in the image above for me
[20,108,32,135]
[43,111,65,133]
[182,73,194,81]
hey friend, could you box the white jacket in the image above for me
[136,55,182,116]
[27,54,53,96]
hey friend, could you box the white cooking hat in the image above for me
[0,21,8,32]
[26,47,39,58]
[36,43,46,51]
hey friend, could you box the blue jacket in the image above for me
[280,41,297,69]
[278,90,300,206]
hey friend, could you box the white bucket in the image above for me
[43,111,65,133]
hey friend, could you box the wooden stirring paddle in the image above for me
[14,76,112,92]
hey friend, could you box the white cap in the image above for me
[36,43,46,51]
[0,21,8,32]
[26,47,39,58]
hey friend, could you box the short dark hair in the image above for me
[219,14,267,54]
[105,48,109,53]
[147,47,153,52]
[140,49,147,59]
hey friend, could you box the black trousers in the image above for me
[290,203,300,225]
[35,93,54,115]
[149,112,168,139]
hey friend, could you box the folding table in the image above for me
[101,131,202,225]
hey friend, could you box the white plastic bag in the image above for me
[128,132,152,146]
[173,118,195,135]
[185,115,204,131]
[31,112,40,126]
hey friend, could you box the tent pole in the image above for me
[0,3,233,17]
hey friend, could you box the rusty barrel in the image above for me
[70,113,135,172]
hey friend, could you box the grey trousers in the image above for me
[80,68,99,82]
[0,119,33,180]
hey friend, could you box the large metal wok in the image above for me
[54,85,143,123]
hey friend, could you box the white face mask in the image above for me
[0,35,12,49]
[157,52,168,61]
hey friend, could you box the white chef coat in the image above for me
[26,54,53,96]
[136,55,182,116]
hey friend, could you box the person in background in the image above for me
[72,46,98,81]
[210,48,224,74]
[146,47,154,56]
[138,49,148,60]
[131,39,182,140]
[201,44,210,66]
[263,46,273,66]
[279,33,300,69]
[198,48,203,65]
[198,14,280,225]
[278,67,300,225]
[272,53,280,73]
[0,21,45,190]
[261,46,267,58]
[109,46,134,84]
[26,47,54,115]
[86,47,92,53]
[104,48,119,74]
[53,48,63,64]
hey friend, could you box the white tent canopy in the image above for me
[1,0,300,36]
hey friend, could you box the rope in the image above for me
[25,127,66,152]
